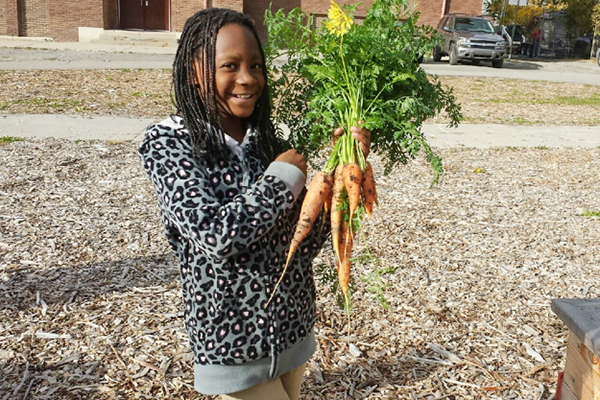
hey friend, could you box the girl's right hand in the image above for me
[275,149,307,177]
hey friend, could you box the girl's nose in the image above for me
[236,67,257,85]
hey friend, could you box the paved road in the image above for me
[1,37,598,147]
[1,38,599,85]
[420,58,600,86]
[0,46,174,70]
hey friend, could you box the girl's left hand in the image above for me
[332,122,372,159]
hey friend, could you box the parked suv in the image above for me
[434,14,506,68]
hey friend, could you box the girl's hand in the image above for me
[351,124,372,159]
[275,149,307,177]
[332,122,372,159]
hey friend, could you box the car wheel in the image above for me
[449,43,458,65]
[492,59,504,68]
[433,46,442,62]
[597,49,600,67]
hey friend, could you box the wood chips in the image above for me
[1,137,599,399]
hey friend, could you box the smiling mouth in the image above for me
[233,94,254,99]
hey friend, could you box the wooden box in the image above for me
[552,298,600,400]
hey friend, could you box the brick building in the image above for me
[0,0,485,42]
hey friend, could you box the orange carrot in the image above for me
[342,163,362,222]
[337,221,354,308]
[361,161,378,218]
[319,189,333,233]
[330,165,345,263]
[337,257,351,305]
[341,221,354,260]
[266,170,333,306]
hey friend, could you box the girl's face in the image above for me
[196,23,265,130]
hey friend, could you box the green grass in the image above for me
[580,210,600,218]
[483,95,600,106]
[14,46,51,51]
[0,98,83,110]
[581,118,600,125]
[107,101,127,108]
[535,145,549,150]
[131,91,164,98]
[501,117,544,125]
[0,136,24,145]
[546,96,600,106]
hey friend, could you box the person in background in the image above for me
[530,26,543,58]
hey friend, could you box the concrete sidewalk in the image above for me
[2,114,599,148]
[0,35,177,54]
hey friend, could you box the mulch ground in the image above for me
[1,136,599,399]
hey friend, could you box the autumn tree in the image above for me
[592,2,600,57]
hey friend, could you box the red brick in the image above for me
[0,0,484,41]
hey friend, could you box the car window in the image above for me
[454,17,494,33]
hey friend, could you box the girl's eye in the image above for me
[222,63,237,69]
[252,64,264,70]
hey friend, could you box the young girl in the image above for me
[139,8,371,400]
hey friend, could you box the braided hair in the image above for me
[172,8,281,164]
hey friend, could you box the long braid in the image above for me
[172,8,282,165]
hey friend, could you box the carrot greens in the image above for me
[264,0,463,310]
[265,0,462,182]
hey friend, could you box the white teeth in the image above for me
[236,95,251,99]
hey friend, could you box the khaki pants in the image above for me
[220,363,306,400]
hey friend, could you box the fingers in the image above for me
[332,122,372,158]
[350,124,371,158]
[331,127,344,146]
[274,149,307,177]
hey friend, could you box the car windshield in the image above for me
[454,17,494,33]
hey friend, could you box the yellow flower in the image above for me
[324,0,353,36]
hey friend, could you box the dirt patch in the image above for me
[434,76,600,125]
[1,70,600,126]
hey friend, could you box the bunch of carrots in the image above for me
[266,0,382,310]
[265,0,460,309]
[268,128,377,310]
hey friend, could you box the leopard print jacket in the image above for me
[139,116,328,368]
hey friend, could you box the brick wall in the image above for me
[171,0,205,32]
[104,0,118,30]
[48,0,104,40]
[410,0,445,28]
[0,0,5,34]
[1,0,484,41]
[447,0,484,18]
[171,0,243,33]
[243,0,300,42]
[414,0,485,27]
[212,0,242,12]
[301,0,371,19]
[0,0,7,35]
[298,0,483,30]
[18,0,50,36]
